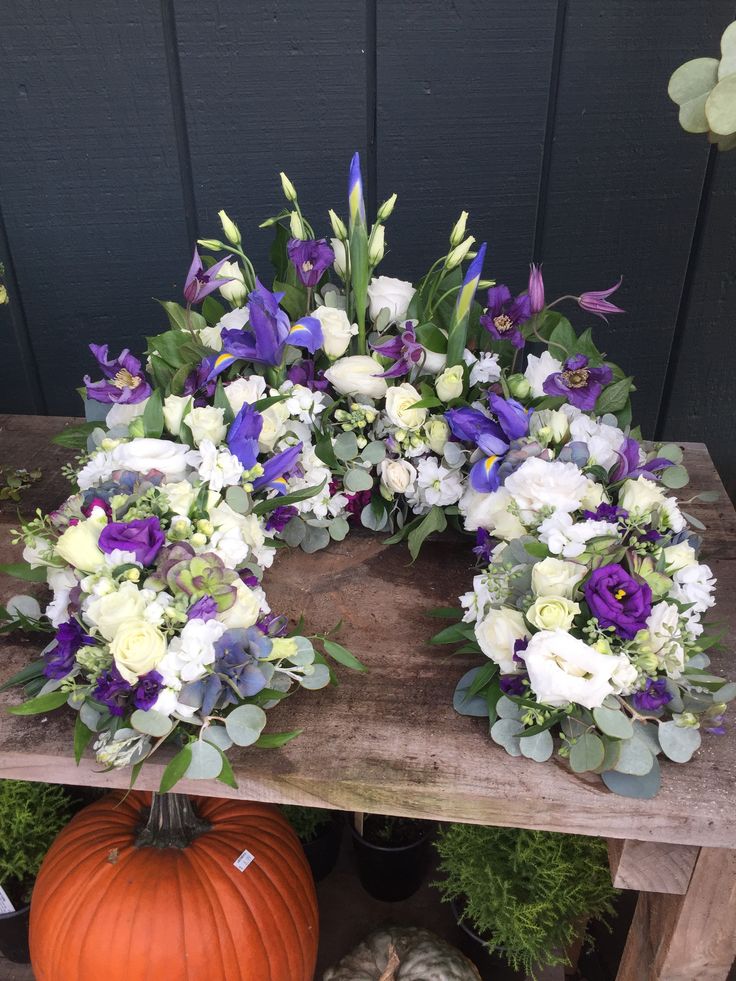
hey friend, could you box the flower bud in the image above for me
[635,652,659,674]
[507,373,532,399]
[446,235,475,270]
[377,193,397,222]
[528,263,545,314]
[368,224,385,265]
[674,712,699,728]
[289,211,306,240]
[449,211,469,247]
[218,209,241,245]
[191,532,207,548]
[280,172,297,202]
[329,209,348,240]
[196,518,214,536]
[125,568,141,583]
[197,238,226,251]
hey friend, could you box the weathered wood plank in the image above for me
[607,839,698,895]
[616,848,736,981]
[0,418,734,848]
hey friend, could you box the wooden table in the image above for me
[0,415,735,980]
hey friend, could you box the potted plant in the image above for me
[434,824,618,979]
[0,779,72,963]
[281,804,344,882]
[349,813,435,902]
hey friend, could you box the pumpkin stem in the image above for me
[135,792,211,849]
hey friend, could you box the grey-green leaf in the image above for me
[333,431,359,461]
[344,467,374,492]
[490,718,524,756]
[569,732,605,773]
[185,740,224,780]
[496,695,523,720]
[657,721,702,763]
[660,464,689,489]
[668,57,719,134]
[453,668,491,718]
[601,758,661,799]
[202,725,233,752]
[300,663,331,690]
[614,737,654,775]
[225,705,267,746]
[130,709,174,738]
[593,706,634,740]
[225,485,251,514]
[519,729,554,763]
[361,441,386,464]
[706,73,736,136]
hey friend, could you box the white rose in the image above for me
[110,618,167,683]
[526,595,580,632]
[379,458,417,495]
[661,541,696,574]
[217,579,262,629]
[504,458,591,522]
[367,276,416,322]
[160,480,198,516]
[579,480,607,512]
[618,476,666,522]
[459,486,525,539]
[524,629,617,709]
[524,351,563,398]
[646,601,685,679]
[324,356,388,399]
[163,394,191,437]
[55,514,106,573]
[258,400,290,453]
[670,563,716,614]
[187,406,227,448]
[86,580,148,641]
[384,383,427,431]
[224,375,268,415]
[312,305,357,359]
[331,238,347,278]
[217,261,247,305]
[106,400,148,429]
[435,365,464,402]
[425,417,450,455]
[474,608,529,674]
[112,438,190,481]
[531,557,586,598]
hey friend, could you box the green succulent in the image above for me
[669,21,736,150]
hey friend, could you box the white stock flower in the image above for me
[531,557,586,598]
[198,324,223,351]
[524,351,563,398]
[384,383,427,431]
[112,438,190,482]
[312,305,357,358]
[538,512,618,558]
[415,457,463,507]
[569,416,625,471]
[282,383,327,424]
[366,276,416,322]
[610,655,639,695]
[163,617,225,684]
[503,458,592,523]
[670,563,716,614]
[467,352,501,387]
[646,602,685,679]
[325,356,388,400]
[524,629,617,709]
[379,458,417,495]
[45,567,79,627]
[659,496,685,533]
[474,608,529,674]
[459,486,525,539]
[76,450,116,491]
[224,375,267,415]
[187,440,244,492]
[187,406,227,448]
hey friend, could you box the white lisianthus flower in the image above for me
[415,457,463,507]
[55,513,107,573]
[162,617,226,684]
[670,563,716,614]
[531,557,586,598]
[217,261,247,305]
[425,417,450,455]
[526,595,580,632]
[331,238,347,278]
[435,365,464,402]
[646,601,685,678]
[379,458,417,496]
[467,351,501,387]
[459,486,525,539]
[579,480,607,512]
[217,307,249,332]
[45,567,79,627]
[86,580,149,641]
[217,580,262,630]
[659,496,685,533]
[610,655,639,695]
[524,351,563,398]
[224,375,267,415]
[475,608,529,674]
[207,525,250,568]
[503,458,592,522]
[366,276,416,322]
[661,541,696,574]
[282,382,327,424]
[257,400,290,453]
[569,416,625,471]
[384,382,427,431]
[110,618,167,684]
[312,305,357,359]
[163,394,191,437]
[106,400,148,429]
[324,356,388,400]
[618,476,666,522]
[529,408,570,446]
[538,512,619,559]
[419,345,447,375]
[187,440,244,492]
[198,324,223,351]
[187,406,227,448]
[112,438,190,482]
[524,629,618,709]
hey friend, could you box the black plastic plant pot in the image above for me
[302,812,343,882]
[349,817,435,902]
[450,897,517,981]
[0,903,31,964]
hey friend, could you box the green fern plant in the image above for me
[280,804,333,843]
[0,781,72,903]
[434,824,617,978]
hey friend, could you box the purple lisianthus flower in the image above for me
[98,516,165,566]
[265,505,298,533]
[631,678,672,712]
[582,502,628,523]
[500,673,528,696]
[583,563,652,639]
[578,278,624,320]
[187,595,219,621]
[84,344,151,405]
[92,666,132,717]
[287,238,335,287]
[133,670,164,711]
[183,249,234,305]
[227,402,263,470]
[44,620,94,679]
[371,323,425,378]
[543,354,613,411]
[479,285,530,349]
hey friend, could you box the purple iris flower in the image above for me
[265,505,298,533]
[583,564,652,639]
[489,393,530,441]
[84,344,151,405]
[92,666,132,717]
[252,441,303,493]
[543,354,613,411]
[183,249,235,305]
[611,437,674,482]
[287,238,335,288]
[227,402,263,470]
[479,285,530,349]
[445,407,505,448]
[44,620,94,679]
[446,396,530,494]
[287,359,329,391]
[98,516,165,566]
[631,678,672,712]
[183,358,217,401]
[578,278,624,320]
[372,323,425,378]
[133,670,164,711]
[187,596,219,621]
[348,151,366,224]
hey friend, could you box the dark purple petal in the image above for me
[98,517,165,566]
[583,563,652,639]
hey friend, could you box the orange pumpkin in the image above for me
[30,790,318,981]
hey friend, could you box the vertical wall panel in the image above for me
[538,0,734,434]
[375,0,558,284]
[175,0,369,273]
[0,3,191,414]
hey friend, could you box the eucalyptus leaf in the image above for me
[495,695,523,720]
[225,705,268,746]
[79,701,103,732]
[706,73,736,136]
[202,725,233,752]
[300,663,331,690]
[225,485,251,514]
[657,442,684,464]
[443,441,466,468]
[657,721,702,763]
[130,709,173,738]
[329,517,350,541]
[715,681,736,702]
[361,503,389,532]
[184,740,224,780]
[719,21,736,79]
[490,718,524,756]
[569,732,605,773]
[668,58,719,133]
[660,464,689,489]
[519,729,554,763]
[361,441,386,464]
[614,737,654,776]
[301,524,331,553]
[601,758,661,799]
[333,431,359,461]
[282,516,307,548]
[344,467,374,492]
[593,706,634,740]
[453,668,491,718]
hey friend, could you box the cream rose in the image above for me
[217,580,262,629]
[526,595,581,632]
[531,557,586,598]
[86,580,148,641]
[379,458,417,495]
[111,438,190,481]
[366,276,416,322]
[324,356,388,399]
[524,629,617,709]
[224,375,267,415]
[661,541,696,575]
[258,400,290,453]
[435,365,464,402]
[384,382,427,431]
[425,417,450,455]
[163,394,191,437]
[474,608,529,674]
[312,305,357,359]
[459,486,525,539]
[618,476,666,522]
[55,515,106,573]
[187,406,227,448]
[110,618,167,684]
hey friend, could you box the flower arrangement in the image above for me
[1,153,732,797]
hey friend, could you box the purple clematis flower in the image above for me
[183,358,217,401]
[479,285,530,349]
[543,354,613,411]
[84,345,151,405]
[584,563,652,639]
[133,670,164,711]
[227,402,263,470]
[578,278,624,320]
[372,322,425,378]
[93,666,132,717]
[528,264,545,314]
[183,249,235,305]
[287,238,335,288]
[631,678,672,712]
[610,437,674,482]
[44,620,94,679]
[98,516,165,566]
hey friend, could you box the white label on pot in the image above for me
[0,886,15,914]
[233,849,255,872]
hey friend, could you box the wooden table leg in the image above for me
[616,846,736,981]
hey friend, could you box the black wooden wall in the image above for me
[1,2,735,496]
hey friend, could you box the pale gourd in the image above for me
[323,926,481,981]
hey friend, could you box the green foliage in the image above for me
[0,781,73,900]
[434,824,618,978]
[280,804,333,843]
[668,21,736,150]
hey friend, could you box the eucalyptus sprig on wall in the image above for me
[669,21,736,151]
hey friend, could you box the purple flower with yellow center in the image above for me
[93,666,132,717]
[287,238,335,288]
[84,344,151,405]
[371,322,425,378]
[98,516,165,566]
[133,670,164,711]
[44,620,94,679]
[578,278,624,320]
[479,285,530,349]
[631,678,672,712]
[543,354,613,411]
[583,563,652,639]
[183,248,235,305]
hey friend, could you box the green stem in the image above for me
[135,792,210,850]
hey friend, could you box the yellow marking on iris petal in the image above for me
[290,322,308,334]
[484,455,498,473]
[456,277,479,321]
[272,477,288,491]
[614,588,627,600]
[349,184,362,221]
[213,353,235,370]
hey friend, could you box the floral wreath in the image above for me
[2,155,731,798]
